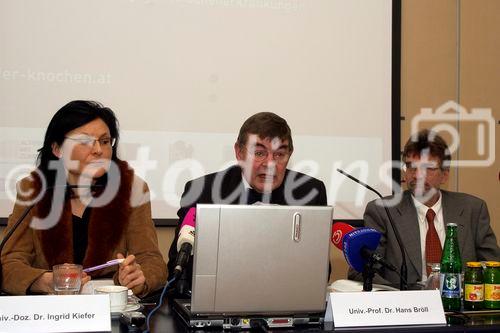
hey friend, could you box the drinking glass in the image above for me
[425,263,441,290]
[53,263,82,295]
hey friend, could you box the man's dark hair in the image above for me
[236,112,293,151]
[403,129,451,169]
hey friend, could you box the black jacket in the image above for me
[167,165,327,294]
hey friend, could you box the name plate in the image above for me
[325,290,446,328]
[0,295,111,333]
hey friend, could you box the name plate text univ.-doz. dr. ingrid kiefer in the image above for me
[0,295,110,333]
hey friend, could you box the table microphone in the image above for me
[0,184,102,294]
[173,207,196,279]
[332,222,397,273]
[336,168,408,290]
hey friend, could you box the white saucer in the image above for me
[111,303,141,316]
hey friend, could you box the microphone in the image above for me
[332,222,397,273]
[172,207,196,279]
[336,168,408,290]
[0,184,103,294]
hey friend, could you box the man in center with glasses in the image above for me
[167,112,327,295]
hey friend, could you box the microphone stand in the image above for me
[337,169,408,290]
[362,260,376,292]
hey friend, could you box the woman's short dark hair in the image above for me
[403,129,451,169]
[37,100,120,183]
[236,112,293,151]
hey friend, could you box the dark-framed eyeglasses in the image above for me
[244,147,291,163]
[65,135,116,148]
[402,161,442,174]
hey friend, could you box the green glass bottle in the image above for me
[440,223,463,311]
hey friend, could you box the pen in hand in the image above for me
[83,258,125,273]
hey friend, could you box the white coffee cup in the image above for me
[95,285,128,312]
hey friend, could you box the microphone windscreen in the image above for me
[343,228,381,272]
[176,207,197,253]
[177,225,195,253]
[180,207,196,228]
[331,222,355,251]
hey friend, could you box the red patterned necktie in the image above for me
[425,208,442,276]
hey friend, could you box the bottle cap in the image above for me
[485,261,500,267]
[466,262,482,268]
[446,223,458,227]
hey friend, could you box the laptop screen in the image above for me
[191,204,332,315]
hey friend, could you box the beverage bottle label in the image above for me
[484,284,500,302]
[465,284,484,302]
[440,273,461,298]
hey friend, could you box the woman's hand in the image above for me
[81,271,91,287]
[116,253,146,295]
[30,272,54,294]
[30,269,91,294]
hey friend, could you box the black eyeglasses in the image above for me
[243,147,290,163]
[65,136,116,148]
[402,162,442,173]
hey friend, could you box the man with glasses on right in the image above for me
[349,129,499,286]
[167,112,327,295]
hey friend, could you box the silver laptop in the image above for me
[176,204,332,328]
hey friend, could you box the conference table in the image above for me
[111,300,500,333]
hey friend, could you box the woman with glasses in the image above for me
[1,100,166,296]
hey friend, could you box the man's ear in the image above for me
[51,142,62,158]
[441,168,450,185]
[234,142,244,162]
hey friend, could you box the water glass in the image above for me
[425,263,441,290]
[53,263,82,295]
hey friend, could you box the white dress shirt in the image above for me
[411,192,446,281]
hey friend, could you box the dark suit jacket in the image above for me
[348,190,500,286]
[167,165,327,292]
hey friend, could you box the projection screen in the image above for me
[0,0,396,222]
